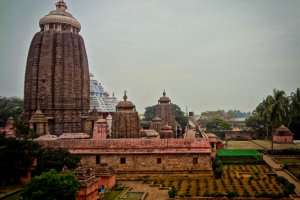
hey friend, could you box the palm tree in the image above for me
[255,96,273,138]
[290,88,300,121]
[270,89,289,128]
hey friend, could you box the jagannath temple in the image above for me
[23,0,90,135]
[20,0,214,188]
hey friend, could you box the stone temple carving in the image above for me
[111,92,141,138]
[23,0,90,135]
[155,90,176,132]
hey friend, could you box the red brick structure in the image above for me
[93,117,108,140]
[23,0,90,135]
[111,92,141,138]
[160,124,173,138]
[75,165,100,200]
[272,125,294,144]
[224,128,253,141]
[155,91,176,134]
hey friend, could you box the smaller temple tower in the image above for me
[155,90,176,131]
[111,92,140,138]
[29,109,49,136]
[93,117,108,140]
[160,124,173,138]
[150,116,162,133]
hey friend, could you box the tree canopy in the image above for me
[34,148,81,176]
[0,136,81,185]
[246,88,300,139]
[0,135,41,185]
[21,170,79,200]
[0,97,23,126]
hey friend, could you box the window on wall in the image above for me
[96,155,101,164]
[120,157,126,164]
[157,158,162,164]
[193,157,198,164]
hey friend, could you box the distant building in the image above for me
[155,90,177,133]
[224,128,253,140]
[273,125,294,144]
[90,74,119,113]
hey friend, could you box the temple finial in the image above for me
[56,0,68,11]
[163,89,166,96]
[123,90,128,101]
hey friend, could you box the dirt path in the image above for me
[264,155,300,196]
[120,181,168,200]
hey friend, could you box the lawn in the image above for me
[104,190,123,200]
[226,141,263,149]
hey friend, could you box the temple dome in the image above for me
[152,116,162,122]
[116,91,135,111]
[39,0,81,31]
[159,90,171,103]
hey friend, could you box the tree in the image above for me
[21,170,80,200]
[246,89,290,138]
[34,148,81,176]
[270,89,289,128]
[206,118,231,131]
[0,97,23,126]
[289,88,300,139]
[0,135,41,185]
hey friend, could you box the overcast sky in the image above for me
[0,0,299,113]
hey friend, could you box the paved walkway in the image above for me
[264,155,300,196]
[120,181,168,200]
[263,154,282,170]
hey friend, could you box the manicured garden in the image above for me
[147,164,294,198]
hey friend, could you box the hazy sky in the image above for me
[0,0,299,113]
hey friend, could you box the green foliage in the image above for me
[276,176,295,195]
[227,191,237,198]
[0,97,23,126]
[0,135,41,185]
[247,88,300,138]
[0,136,80,186]
[34,148,81,175]
[206,118,231,131]
[212,158,223,179]
[168,186,177,198]
[14,119,36,139]
[21,170,79,200]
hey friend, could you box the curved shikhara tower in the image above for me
[23,1,90,135]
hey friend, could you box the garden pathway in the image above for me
[264,155,300,196]
[120,181,168,200]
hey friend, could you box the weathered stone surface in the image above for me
[111,93,141,138]
[23,31,90,135]
[38,138,212,174]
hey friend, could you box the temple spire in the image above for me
[163,89,166,97]
[123,90,128,101]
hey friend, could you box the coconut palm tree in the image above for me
[290,88,300,121]
[270,89,289,128]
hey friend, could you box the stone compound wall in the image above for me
[80,153,212,173]
[38,138,212,175]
